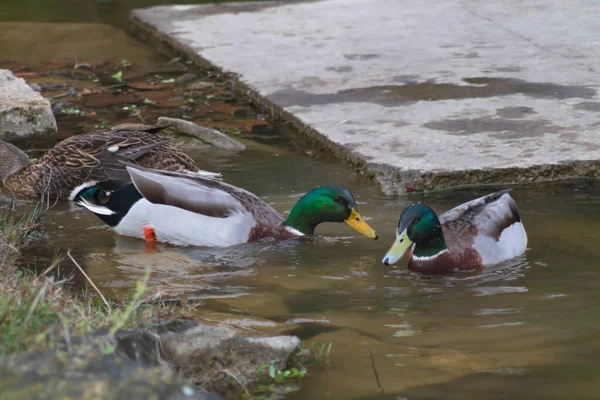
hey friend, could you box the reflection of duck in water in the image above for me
[383,190,527,273]
[0,125,217,199]
[74,164,379,248]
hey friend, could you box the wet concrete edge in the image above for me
[129,5,600,195]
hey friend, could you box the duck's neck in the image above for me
[282,200,321,235]
[413,231,448,258]
[282,213,316,236]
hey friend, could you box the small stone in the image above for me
[157,117,245,150]
[187,81,214,90]
[0,69,57,141]
[176,73,198,83]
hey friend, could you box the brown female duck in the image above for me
[0,126,217,199]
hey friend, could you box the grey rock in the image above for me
[0,321,299,400]
[160,322,300,377]
[0,337,218,400]
[29,83,42,93]
[0,69,57,141]
[157,117,245,151]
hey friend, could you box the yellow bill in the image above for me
[382,229,412,265]
[344,208,378,240]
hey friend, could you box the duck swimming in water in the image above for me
[382,190,527,273]
[74,164,379,247]
[0,126,217,199]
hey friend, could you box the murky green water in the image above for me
[3,2,600,399]
[7,145,600,399]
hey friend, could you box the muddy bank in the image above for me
[0,45,274,153]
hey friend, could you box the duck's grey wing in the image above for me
[125,164,284,226]
[126,166,239,217]
[440,190,522,251]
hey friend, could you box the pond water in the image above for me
[6,146,600,399]
[3,2,600,399]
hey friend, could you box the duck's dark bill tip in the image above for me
[383,257,390,265]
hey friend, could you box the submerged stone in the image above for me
[157,117,245,150]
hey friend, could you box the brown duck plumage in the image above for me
[0,126,208,199]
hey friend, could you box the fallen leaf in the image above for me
[80,92,138,107]
[111,70,123,83]
[77,59,109,68]
[134,89,179,103]
[210,103,242,114]
[187,81,214,90]
[127,82,171,91]
[15,72,45,78]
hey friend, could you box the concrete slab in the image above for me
[131,0,600,194]
[0,69,56,141]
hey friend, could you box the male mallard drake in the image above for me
[382,190,527,273]
[74,164,379,247]
[0,126,217,199]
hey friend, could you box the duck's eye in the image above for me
[333,196,343,204]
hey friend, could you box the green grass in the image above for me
[0,208,178,358]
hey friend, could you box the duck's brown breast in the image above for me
[247,223,296,242]
[408,248,483,274]
[4,168,39,198]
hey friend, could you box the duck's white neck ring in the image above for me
[412,249,449,261]
[284,226,305,236]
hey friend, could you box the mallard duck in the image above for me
[0,126,218,199]
[74,164,379,247]
[382,190,527,273]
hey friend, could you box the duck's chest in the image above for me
[247,224,296,242]
[408,248,483,273]
[5,170,38,198]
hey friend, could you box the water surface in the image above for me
[2,2,600,399]
[6,146,600,399]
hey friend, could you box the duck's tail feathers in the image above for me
[69,181,99,201]
[77,197,117,216]
[72,186,116,216]
[480,189,512,205]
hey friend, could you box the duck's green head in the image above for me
[283,185,378,239]
[382,203,447,265]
